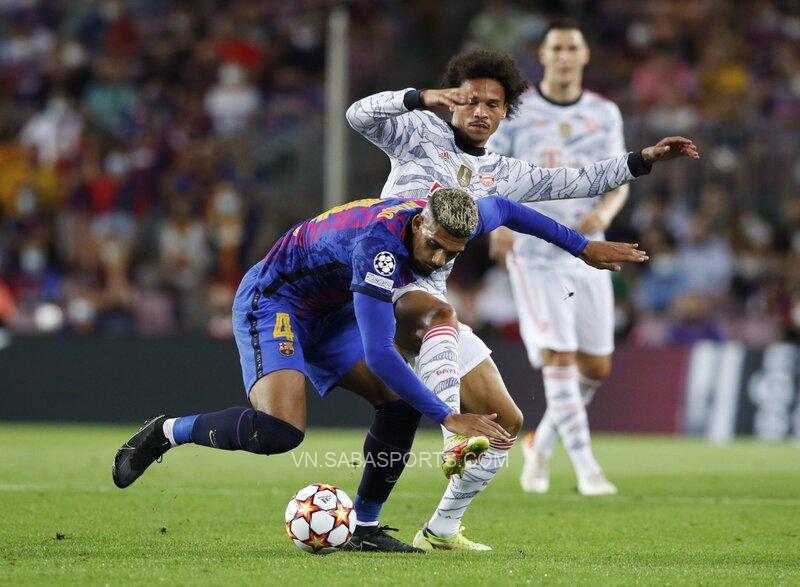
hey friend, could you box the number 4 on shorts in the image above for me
[273,313,295,341]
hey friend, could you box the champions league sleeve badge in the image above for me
[373,251,396,276]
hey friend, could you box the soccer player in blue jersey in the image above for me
[112,188,646,551]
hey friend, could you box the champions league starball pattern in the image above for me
[285,483,358,554]
[373,251,396,276]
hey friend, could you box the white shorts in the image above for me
[393,281,492,378]
[507,254,615,367]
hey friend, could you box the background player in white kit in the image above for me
[488,20,630,495]
[347,49,698,549]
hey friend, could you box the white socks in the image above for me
[427,437,516,538]
[416,324,461,426]
[535,365,601,480]
[162,417,178,447]
[531,369,603,461]
[578,372,602,406]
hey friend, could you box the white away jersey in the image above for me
[487,86,627,269]
[347,88,634,294]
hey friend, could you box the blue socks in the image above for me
[172,407,303,455]
[353,496,383,525]
[172,415,198,444]
[355,400,421,525]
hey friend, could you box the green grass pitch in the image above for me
[1,424,799,585]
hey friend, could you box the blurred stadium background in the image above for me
[0,0,799,444]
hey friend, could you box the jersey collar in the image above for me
[535,83,583,107]
[448,123,486,156]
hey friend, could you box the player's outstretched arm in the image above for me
[499,137,699,204]
[353,292,510,439]
[476,196,647,271]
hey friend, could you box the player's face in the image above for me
[410,214,468,275]
[539,29,589,84]
[450,78,507,147]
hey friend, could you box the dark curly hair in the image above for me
[440,50,529,118]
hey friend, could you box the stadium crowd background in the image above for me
[0,0,798,348]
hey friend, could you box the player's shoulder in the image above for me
[359,199,422,250]
[582,89,622,117]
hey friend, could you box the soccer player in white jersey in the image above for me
[346,49,698,550]
[487,20,630,496]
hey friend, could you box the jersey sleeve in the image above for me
[474,196,588,256]
[494,151,644,203]
[349,228,407,302]
[353,292,453,423]
[346,89,419,157]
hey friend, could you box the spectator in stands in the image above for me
[204,63,260,136]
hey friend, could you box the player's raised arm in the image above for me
[498,137,700,204]
[475,195,648,272]
[345,89,420,153]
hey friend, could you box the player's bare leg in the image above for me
[335,361,423,553]
[525,349,616,496]
[460,358,524,436]
[112,370,306,489]
[249,369,308,431]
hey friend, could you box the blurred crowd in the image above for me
[0,0,798,346]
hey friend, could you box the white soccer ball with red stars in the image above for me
[284,483,357,554]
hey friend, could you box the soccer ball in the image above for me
[284,483,357,554]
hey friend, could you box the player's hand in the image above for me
[421,88,473,112]
[443,412,510,441]
[489,227,516,267]
[579,241,648,272]
[642,137,700,163]
[576,208,612,235]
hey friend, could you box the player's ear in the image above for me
[412,213,423,232]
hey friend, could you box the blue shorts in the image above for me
[232,261,366,397]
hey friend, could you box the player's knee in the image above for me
[427,303,458,329]
[543,350,576,367]
[245,411,305,455]
[580,360,612,381]
[502,405,524,437]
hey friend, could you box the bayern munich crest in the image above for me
[373,251,396,276]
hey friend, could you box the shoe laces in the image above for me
[131,434,169,469]
[375,525,399,534]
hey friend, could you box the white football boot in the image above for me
[520,431,550,493]
[577,471,618,496]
